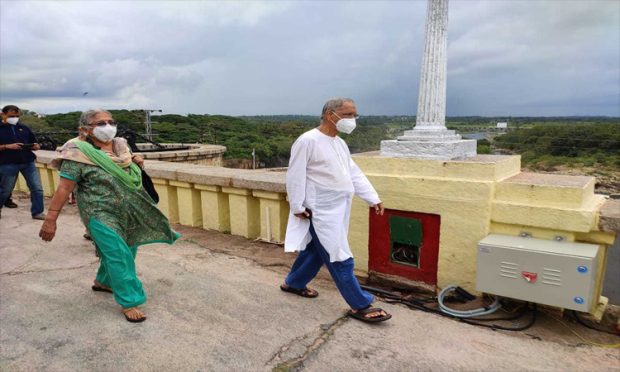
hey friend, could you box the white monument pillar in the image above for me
[380,0,476,159]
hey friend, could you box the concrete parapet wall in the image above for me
[22,151,287,244]
[20,151,618,307]
[135,143,226,166]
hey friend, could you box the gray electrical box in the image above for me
[476,234,602,312]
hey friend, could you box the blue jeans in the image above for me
[285,222,374,310]
[0,162,44,216]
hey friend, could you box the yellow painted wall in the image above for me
[170,181,202,227]
[152,178,179,223]
[352,154,616,305]
[351,171,498,290]
[224,187,260,239]
[197,185,230,233]
[253,190,289,242]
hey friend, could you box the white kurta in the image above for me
[284,128,381,262]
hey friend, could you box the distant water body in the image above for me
[462,132,487,140]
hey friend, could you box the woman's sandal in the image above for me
[280,284,319,298]
[347,306,392,323]
[122,307,146,323]
[91,284,113,293]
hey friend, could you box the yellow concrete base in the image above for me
[224,187,259,239]
[35,163,54,197]
[591,296,609,322]
[197,185,230,233]
[152,178,179,223]
[349,199,372,272]
[253,190,288,242]
[16,173,27,192]
[170,181,202,227]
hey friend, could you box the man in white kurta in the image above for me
[281,98,392,323]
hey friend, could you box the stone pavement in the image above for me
[1,197,619,371]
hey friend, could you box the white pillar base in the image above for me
[380,138,477,160]
[398,128,461,142]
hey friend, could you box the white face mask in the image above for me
[335,117,357,134]
[6,117,19,125]
[92,124,117,143]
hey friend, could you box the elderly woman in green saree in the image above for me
[39,109,179,323]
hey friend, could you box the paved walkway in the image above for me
[1,198,619,371]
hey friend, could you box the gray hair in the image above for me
[78,108,112,129]
[321,98,354,120]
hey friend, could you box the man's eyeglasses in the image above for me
[333,111,360,120]
[91,120,117,127]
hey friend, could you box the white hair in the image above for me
[321,98,354,120]
[78,108,112,129]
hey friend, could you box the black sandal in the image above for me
[92,284,113,293]
[122,308,146,323]
[347,306,392,323]
[280,284,319,298]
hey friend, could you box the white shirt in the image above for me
[284,128,381,262]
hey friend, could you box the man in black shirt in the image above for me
[0,105,45,220]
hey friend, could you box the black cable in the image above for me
[404,297,536,331]
[571,311,620,336]
[466,304,529,322]
[361,284,436,302]
[363,285,536,331]
[460,304,537,332]
[361,284,403,298]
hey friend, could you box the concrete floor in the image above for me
[1,197,619,371]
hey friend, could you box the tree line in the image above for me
[493,123,620,168]
[18,110,619,169]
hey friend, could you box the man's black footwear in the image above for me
[4,199,17,208]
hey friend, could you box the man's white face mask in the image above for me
[92,124,117,143]
[332,112,357,134]
[6,117,19,125]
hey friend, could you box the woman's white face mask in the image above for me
[92,124,117,143]
[6,117,19,125]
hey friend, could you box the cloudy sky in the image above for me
[1,0,618,117]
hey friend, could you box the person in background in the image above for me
[281,98,392,323]
[0,105,45,220]
[39,108,179,323]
